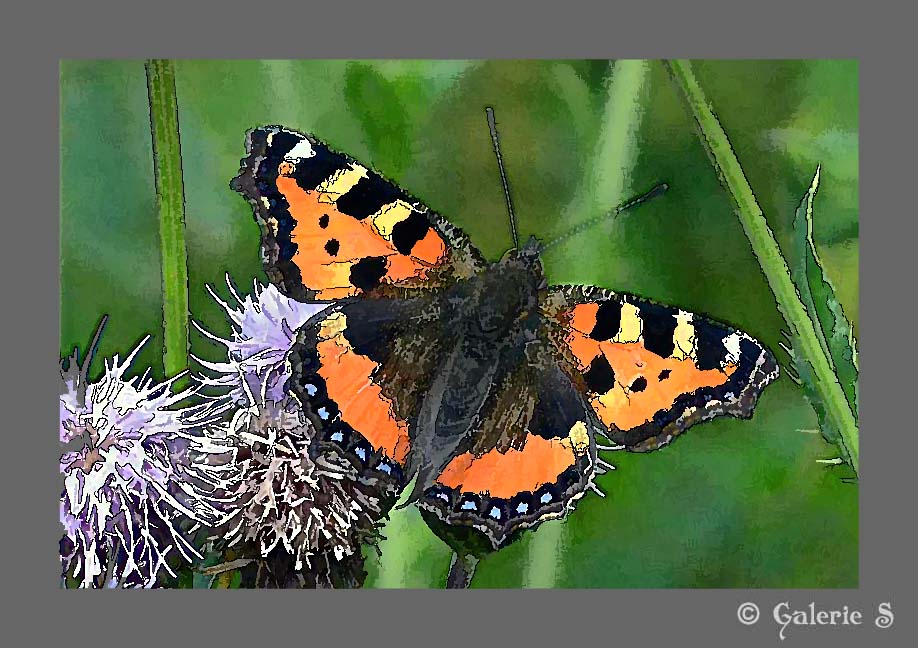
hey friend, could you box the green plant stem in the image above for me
[446,552,479,589]
[663,59,859,473]
[373,478,438,588]
[145,59,190,382]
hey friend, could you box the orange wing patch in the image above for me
[315,313,411,464]
[276,172,447,300]
[560,300,739,432]
[436,431,584,500]
[568,302,600,335]
[573,333,734,431]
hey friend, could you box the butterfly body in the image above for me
[233,125,778,549]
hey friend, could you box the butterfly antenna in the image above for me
[485,106,520,249]
[542,182,669,253]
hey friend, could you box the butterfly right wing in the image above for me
[544,284,779,452]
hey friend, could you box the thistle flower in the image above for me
[59,322,231,588]
[192,276,329,407]
[192,276,399,588]
[209,397,396,588]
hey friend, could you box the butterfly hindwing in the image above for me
[287,301,413,496]
[545,285,779,451]
[286,292,460,500]
[418,355,599,550]
[232,126,486,301]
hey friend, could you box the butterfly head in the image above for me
[500,235,545,280]
[520,234,543,257]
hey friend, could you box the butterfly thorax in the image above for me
[461,244,545,341]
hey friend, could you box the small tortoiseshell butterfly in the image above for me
[231,125,779,550]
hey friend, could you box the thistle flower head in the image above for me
[192,275,330,406]
[211,395,397,588]
[190,278,399,587]
[59,325,231,588]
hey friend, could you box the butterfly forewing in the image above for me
[545,284,779,451]
[232,126,486,301]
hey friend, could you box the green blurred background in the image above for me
[60,60,858,588]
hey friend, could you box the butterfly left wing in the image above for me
[287,294,443,494]
[232,126,487,301]
[418,358,600,550]
[543,285,779,451]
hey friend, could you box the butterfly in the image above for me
[231,125,779,550]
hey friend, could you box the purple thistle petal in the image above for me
[59,334,230,588]
[193,276,331,406]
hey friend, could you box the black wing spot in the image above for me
[589,300,622,341]
[584,355,616,394]
[391,210,431,255]
[319,214,330,228]
[695,323,730,370]
[630,377,648,393]
[349,256,388,292]
[324,239,340,257]
[336,173,404,220]
[658,369,671,381]
[638,302,677,358]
